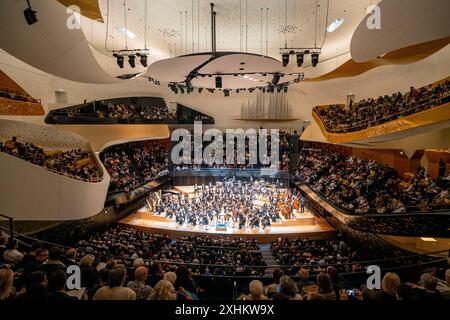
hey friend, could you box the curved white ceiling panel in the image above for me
[0,0,118,83]
[198,53,282,74]
[351,0,450,62]
[145,54,213,82]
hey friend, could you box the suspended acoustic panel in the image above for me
[351,0,450,62]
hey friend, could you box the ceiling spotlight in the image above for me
[24,0,38,25]
[272,73,281,85]
[224,89,230,97]
[276,86,283,93]
[198,88,203,94]
[249,88,255,93]
[296,52,304,67]
[128,55,136,68]
[114,54,124,68]
[282,53,290,67]
[169,84,178,94]
[283,86,288,93]
[180,87,185,94]
[311,53,319,67]
[139,54,148,67]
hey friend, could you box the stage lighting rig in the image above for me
[24,0,38,25]
[280,48,321,68]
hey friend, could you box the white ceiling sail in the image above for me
[0,0,120,84]
[350,0,450,62]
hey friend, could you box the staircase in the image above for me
[259,244,281,275]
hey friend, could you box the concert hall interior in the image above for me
[0,0,450,304]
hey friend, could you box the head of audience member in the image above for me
[396,283,414,300]
[47,269,68,293]
[272,268,283,284]
[381,272,400,299]
[79,254,95,268]
[65,248,77,262]
[134,266,149,283]
[445,269,450,286]
[133,258,145,269]
[98,268,110,287]
[248,280,267,300]
[108,266,127,288]
[23,271,48,300]
[0,236,8,248]
[419,273,438,293]
[317,272,334,295]
[34,248,49,264]
[0,266,15,300]
[48,246,63,262]
[5,239,18,251]
[148,280,177,300]
[150,262,163,276]
[163,272,177,286]
[298,268,310,281]
[278,275,301,300]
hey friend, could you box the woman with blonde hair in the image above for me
[238,280,269,300]
[148,280,177,300]
[0,266,16,300]
[380,272,400,300]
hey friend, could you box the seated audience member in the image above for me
[396,283,415,300]
[297,268,316,296]
[436,269,450,299]
[238,280,269,300]
[265,269,283,299]
[47,270,79,301]
[164,271,191,300]
[2,239,24,266]
[148,262,164,288]
[18,271,48,301]
[273,276,303,300]
[379,272,400,300]
[79,254,99,292]
[415,273,444,300]
[306,273,336,300]
[148,280,177,300]
[327,266,349,300]
[16,242,42,270]
[40,246,66,278]
[0,266,16,300]
[63,248,78,267]
[93,266,136,300]
[127,266,152,300]
[175,265,201,299]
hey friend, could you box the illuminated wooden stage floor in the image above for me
[120,199,335,242]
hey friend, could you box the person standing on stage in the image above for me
[299,195,306,213]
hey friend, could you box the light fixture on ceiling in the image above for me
[311,52,319,67]
[137,53,148,67]
[326,18,345,33]
[282,53,290,67]
[116,27,136,39]
[113,54,124,68]
[296,52,304,67]
[24,0,38,25]
[128,55,136,68]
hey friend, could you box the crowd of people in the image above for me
[295,142,449,214]
[0,136,103,182]
[0,88,39,104]
[100,140,169,193]
[315,80,450,133]
[147,179,304,230]
[1,228,448,301]
[172,130,291,171]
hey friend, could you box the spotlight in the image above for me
[198,88,203,94]
[283,86,288,93]
[180,87,185,94]
[282,53,290,67]
[139,54,148,67]
[128,55,136,68]
[224,89,230,97]
[170,84,178,94]
[296,52,304,67]
[215,76,223,89]
[114,54,124,68]
[276,86,283,93]
[249,88,255,93]
[311,53,319,67]
[272,73,281,85]
[24,0,38,25]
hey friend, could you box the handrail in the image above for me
[314,91,450,133]
[0,214,14,241]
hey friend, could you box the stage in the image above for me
[120,185,335,242]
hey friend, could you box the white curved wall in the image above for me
[0,153,109,221]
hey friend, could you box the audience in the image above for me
[93,265,136,300]
[1,137,102,182]
[315,80,450,133]
[296,142,449,214]
[101,140,169,193]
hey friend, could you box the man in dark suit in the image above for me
[47,270,79,301]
